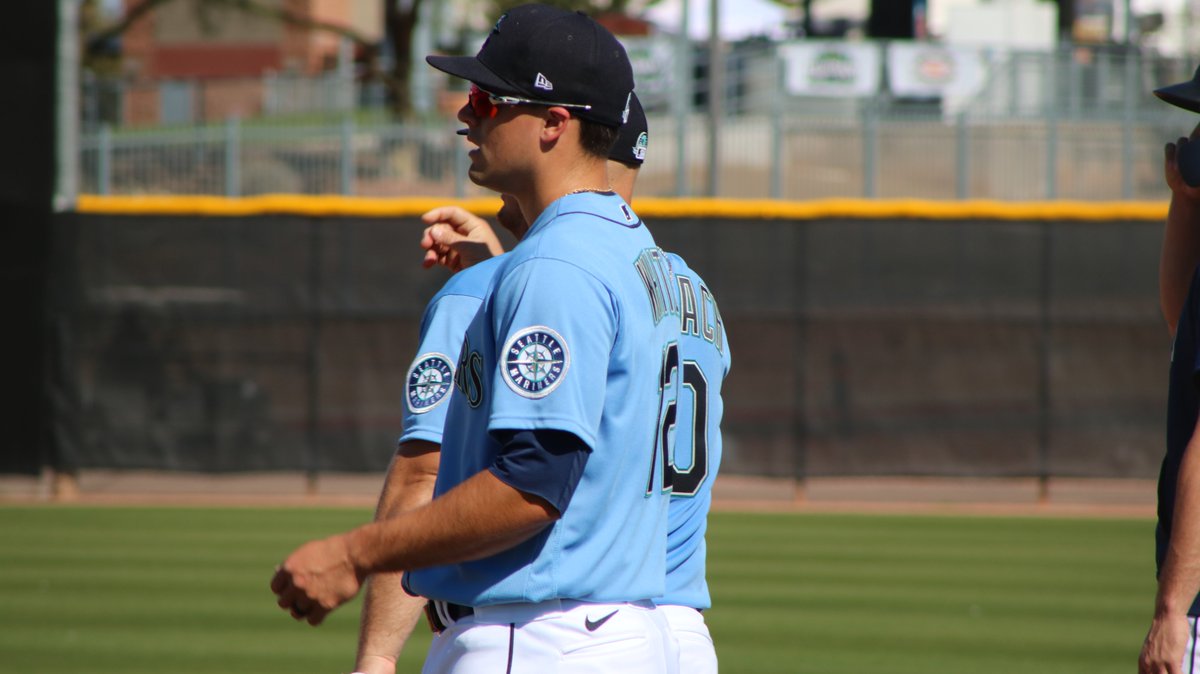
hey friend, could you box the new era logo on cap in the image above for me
[534,73,554,91]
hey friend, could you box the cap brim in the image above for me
[1155,81,1200,114]
[425,55,516,96]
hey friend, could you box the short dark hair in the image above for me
[579,120,620,159]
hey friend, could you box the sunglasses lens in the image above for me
[468,85,496,118]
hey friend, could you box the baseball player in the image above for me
[353,93,652,674]
[1139,76,1200,674]
[420,93,731,674]
[657,250,729,674]
[272,5,680,671]
[352,252,509,674]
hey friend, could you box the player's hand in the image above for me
[1164,122,1200,200]
[1138,613,1188,674]
[420,206,504,272]
[270,534,364,626]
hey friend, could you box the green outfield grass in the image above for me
[0,506,1154,673]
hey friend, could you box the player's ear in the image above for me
[539,107,572,144]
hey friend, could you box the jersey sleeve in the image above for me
[398,292,482,446]
[485,257,616,449]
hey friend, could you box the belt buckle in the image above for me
[423,600,447,634]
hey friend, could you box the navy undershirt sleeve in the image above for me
[488,429,591,515]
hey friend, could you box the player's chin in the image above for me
[467,164,499,191]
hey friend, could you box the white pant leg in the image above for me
[421,600,678,674]
[659,604,717,674]
[422,620,518,674]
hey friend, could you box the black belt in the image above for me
[424,600,474,633]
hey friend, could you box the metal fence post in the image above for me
[98,125,112,196]
[340,113,355,196]
[862,100,877,198]
[224,116,240,198]
[955,111,968,200]
[1045,51,1058,200]
[770,52,784,200]
[1067,45,1081,118]
[1122,47,1137,199]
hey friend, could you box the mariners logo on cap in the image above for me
[503,326,570,399]
[633,132,648,161]
[406,353,455,413]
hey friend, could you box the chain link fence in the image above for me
[77,41,1199,201]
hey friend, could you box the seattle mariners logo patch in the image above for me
[503,327,570,399]
[406,353,454,413]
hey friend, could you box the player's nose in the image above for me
[457,102,477,129]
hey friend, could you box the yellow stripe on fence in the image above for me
[75,194,1169,222]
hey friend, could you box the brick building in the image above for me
[117,0,382,125]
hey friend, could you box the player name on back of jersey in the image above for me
[634,248,679,325]
[677,274,725,354]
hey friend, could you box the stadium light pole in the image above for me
[706,0,722,197]
[673,0,691,196]
[55,0,79,211]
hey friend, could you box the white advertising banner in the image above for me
[779,41,882,98]
[887,42,987,100]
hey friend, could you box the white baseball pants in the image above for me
[659,604,717,673]
[421,598,679,674]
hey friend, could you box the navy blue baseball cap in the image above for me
[609,91,647,167]
[426,4,634,128]
[1155,64,1200,113]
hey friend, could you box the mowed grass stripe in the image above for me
[0,506,1154,673]
[704,511,1153,673]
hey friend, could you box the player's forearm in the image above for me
[354,443,440,669]
[1160,194,1200,336]
[354,572,426,674]
[1157,435,1200,618]
[345,469,557,576]
[374,441,440,519]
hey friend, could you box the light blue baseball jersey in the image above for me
[659,253,730,610]
[406,191,680,606]
[399,255,505,446]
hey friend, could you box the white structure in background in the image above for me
[1136,0,1200,58]
[944,0,1057,48]
[942,0,1058,116]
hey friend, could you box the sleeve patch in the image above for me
[502,326,571,399]
[406,353,455,414]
